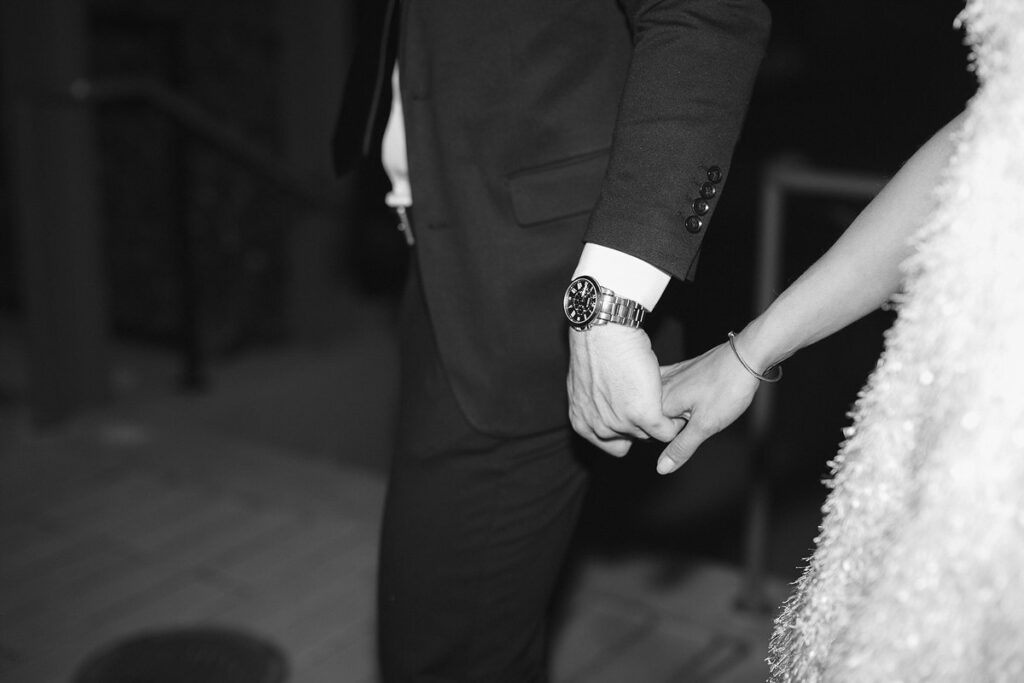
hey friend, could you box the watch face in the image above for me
[564,276,599,327]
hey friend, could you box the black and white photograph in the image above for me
[1,0,1018,681]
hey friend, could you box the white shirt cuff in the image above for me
[572,243,670,312]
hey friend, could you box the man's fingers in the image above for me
[618,424,653,441]
[596,436,632,457]
[656,425,705,474]
[661,382,695,418]
[655,409,688,440]
[668,413,690,433]
[639,413,683,443]
[587,404,665,442]
[572,420,632,457]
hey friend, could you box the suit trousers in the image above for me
[378,259,590,682]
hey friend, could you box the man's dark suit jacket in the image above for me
[334,0,771,437]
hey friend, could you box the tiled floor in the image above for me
[0,305,802,682]
[1,407,383,683]
[1,408,789,683]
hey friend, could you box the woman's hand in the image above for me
[656,342,761,474]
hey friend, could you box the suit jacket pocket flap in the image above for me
[507,149,609,227]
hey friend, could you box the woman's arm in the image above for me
[734,112,964,372]
[656,113,964,474]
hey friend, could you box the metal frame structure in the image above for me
[735,160,886,612]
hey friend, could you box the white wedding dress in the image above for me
[768,0,1024,680]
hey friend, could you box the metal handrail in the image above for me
[68,76,340,213]
[64,76,343,390]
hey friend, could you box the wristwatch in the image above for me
[563,275,646,331]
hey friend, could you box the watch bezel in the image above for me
[563,275,601,330]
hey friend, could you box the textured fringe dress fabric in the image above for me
[768,1,1024,680]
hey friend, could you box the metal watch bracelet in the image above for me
[594,289,645,328]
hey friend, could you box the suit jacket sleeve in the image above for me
[584,0,771,281]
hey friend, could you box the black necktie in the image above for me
[331,0,398,176]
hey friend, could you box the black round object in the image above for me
[74,627,288,683]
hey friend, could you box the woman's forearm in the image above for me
[735,113,964,371]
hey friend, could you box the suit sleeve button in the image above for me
[692,199,711,216]
[684,215,703,233]
[699,182,717,199]
[706,166,723,183]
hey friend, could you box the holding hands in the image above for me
[568,329,768,472]
[567,325,681,457]
[569,114,964,473]
[655,338,764,474]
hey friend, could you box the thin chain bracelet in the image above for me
[727,332,782,382]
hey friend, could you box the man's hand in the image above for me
[567,325,680,456]
[656,342,761,473]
